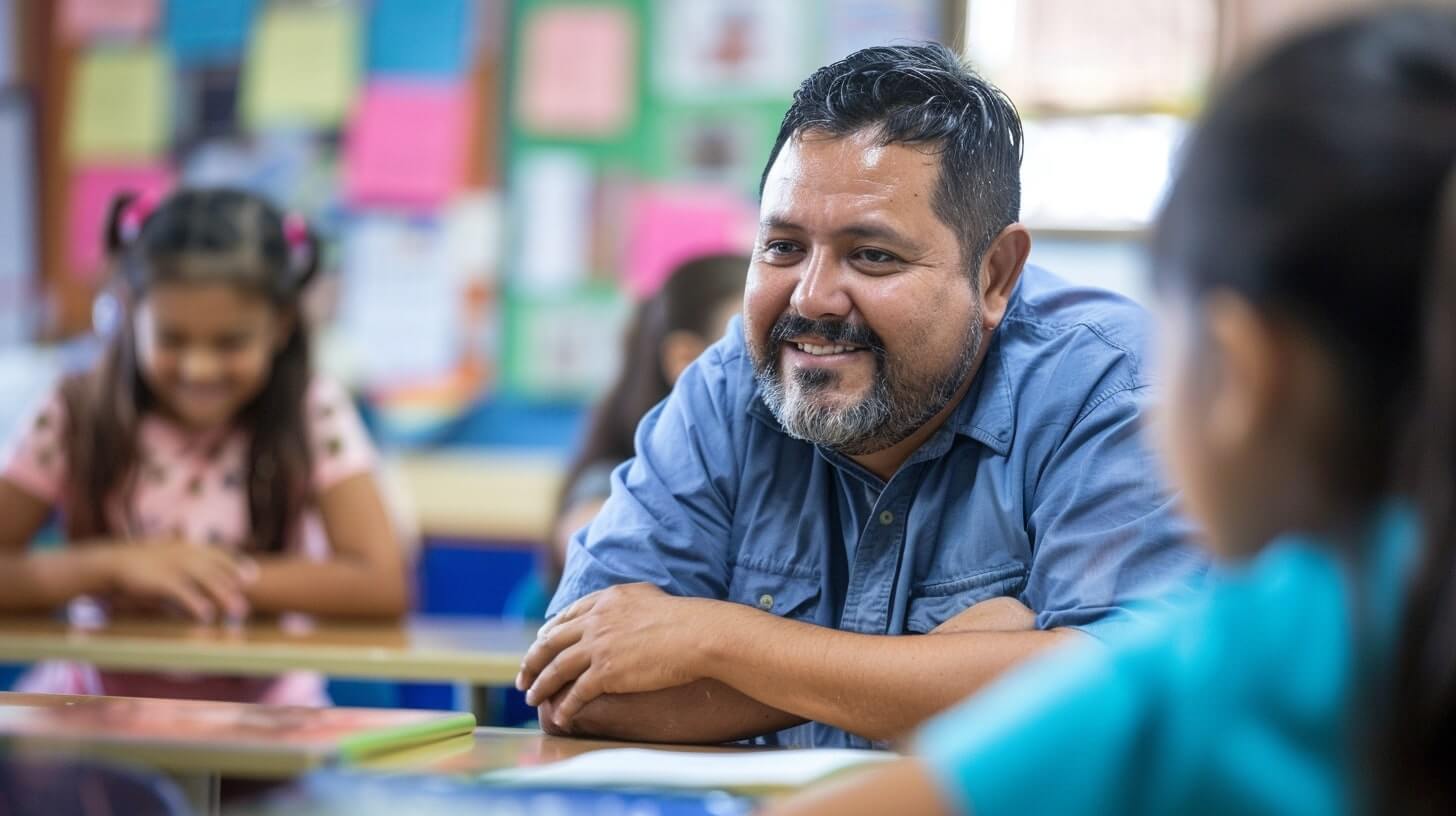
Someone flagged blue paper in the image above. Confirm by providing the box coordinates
[367,0,472,77]
[166,0,256,66]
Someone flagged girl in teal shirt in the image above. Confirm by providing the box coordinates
[766,8,1456,816]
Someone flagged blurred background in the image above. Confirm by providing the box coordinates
[0,0,1388,704]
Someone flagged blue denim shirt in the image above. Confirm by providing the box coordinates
[550,266,1206,748]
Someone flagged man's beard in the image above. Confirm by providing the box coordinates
[750,308,983,456]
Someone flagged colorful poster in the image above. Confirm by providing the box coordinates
[444,191,503,285]
[66,164,175,278]
[165,0,256,66]
[340,217,463,386]
[516,5,636,138]
[66,47,172,161]
[826,0,941,61]
[623,185,757,299]
[652,0,809,100]
[343,82,469,211]
[367,0,472,78]
[242,3,360,129]
[62,0,159,42]
[513,150,594,293]
[505,289,628,398]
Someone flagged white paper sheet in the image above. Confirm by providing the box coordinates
[480,748,896,791]
[513,150,592,293]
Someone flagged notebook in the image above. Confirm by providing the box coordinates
[0,692,475,777]
[479,747,898,794]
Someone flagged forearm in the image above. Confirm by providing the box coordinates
[541,679,805,744]
[0,548,113,612]
[246,556,408,618]
[702,603,1080,741]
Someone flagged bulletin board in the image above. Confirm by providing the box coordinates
[29,0,953,443]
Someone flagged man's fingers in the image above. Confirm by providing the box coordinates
[551,670,605,729]
[525,643,591,706]
[538,593,600,639]
[516,619,585,691]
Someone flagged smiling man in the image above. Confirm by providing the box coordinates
[517,44,1204,748]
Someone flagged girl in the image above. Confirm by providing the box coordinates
[766,7,1456,815]
[527,254,748,604]
[0,188,409,705]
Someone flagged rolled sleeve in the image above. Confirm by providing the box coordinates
[1023,386,1204,635]
[548,343,741,618]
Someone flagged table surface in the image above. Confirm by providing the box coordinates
[0,615,539,685]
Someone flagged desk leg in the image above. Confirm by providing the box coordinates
[170,772,220,816]
[454,682,500,724]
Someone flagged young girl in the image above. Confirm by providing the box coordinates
[516,254,748,606]
[0,188,409,705]
[766,8,1456,815]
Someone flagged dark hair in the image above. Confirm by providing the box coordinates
[550,254,749,572]
[760,43,1023,277]
[62,188,321,555]
[1151,9,1456,811]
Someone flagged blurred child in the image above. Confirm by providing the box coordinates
[0,188,409,705]
[766,8,1456,815]
[504,253,748,619]
[550,254,749,577]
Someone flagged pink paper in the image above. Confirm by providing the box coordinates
[62,0,160,41]
[516,6,636,138]
[624,186,757,299]
[343,81,468,211]
[67,164,174,280]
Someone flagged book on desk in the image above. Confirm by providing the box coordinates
[0,692,475,777]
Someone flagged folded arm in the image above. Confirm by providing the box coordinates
[523,587,1072,743]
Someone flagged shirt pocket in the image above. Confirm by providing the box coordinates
[727,559,822,621]
[906,562,1027,634]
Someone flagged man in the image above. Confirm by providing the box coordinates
[517,43,1204,748]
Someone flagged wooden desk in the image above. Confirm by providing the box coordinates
[0,615,538,714]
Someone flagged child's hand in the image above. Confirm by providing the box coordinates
[101,539,254,624]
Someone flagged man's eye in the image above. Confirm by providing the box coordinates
[765,241,801,255]
[858,249,897,264]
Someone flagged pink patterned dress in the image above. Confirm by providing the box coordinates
[0,378,378,706]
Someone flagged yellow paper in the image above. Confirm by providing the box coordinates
[66,46,171,160]
[242,3,359,129]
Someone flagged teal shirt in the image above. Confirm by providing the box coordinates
[918,505,1417,816]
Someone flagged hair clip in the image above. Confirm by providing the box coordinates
[282,212,312,272]
[118,192,159,244]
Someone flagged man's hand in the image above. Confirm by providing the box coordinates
[516,582,731,725]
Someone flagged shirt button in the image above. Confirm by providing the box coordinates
[878,510,894,526]
[758,594,774,610]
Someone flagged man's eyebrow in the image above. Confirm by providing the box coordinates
[759,216,917,247]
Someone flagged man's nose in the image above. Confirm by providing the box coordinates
[789,250,852,320]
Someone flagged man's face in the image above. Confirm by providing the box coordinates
[745,130,983,455]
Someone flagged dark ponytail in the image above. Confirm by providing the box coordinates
[65,188,322,554]
[1386,169,1456,814]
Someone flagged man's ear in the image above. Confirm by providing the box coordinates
[660,330,708,386]
[1200,292,1288,453]
[976,223,1031,331]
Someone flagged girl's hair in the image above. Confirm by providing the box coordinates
[62,188,321,554]
[1150,9,1456,811]
[552,254,749,562]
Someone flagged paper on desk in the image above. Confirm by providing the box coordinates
[481,748,896,792]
